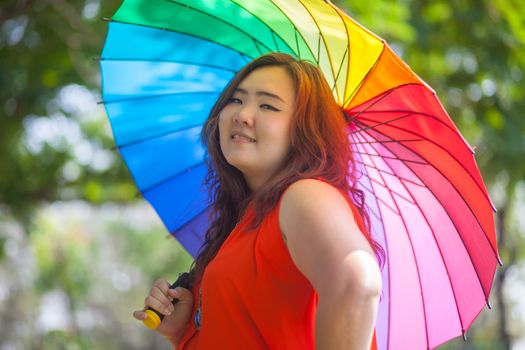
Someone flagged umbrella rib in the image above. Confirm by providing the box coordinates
[350,112,415,134]
[324,1,352,103]
[343,80,396,121]
[355,128,496,304]
[353,117,494,209]
[115,123,204,150]
[353,162,417,205]
[357,168,416,207]
[352,170,400,214]
[331,47,348,96]
[294,27,301,56]
[239,52,251,64]
[100,57,239,73]
[365,187,398,215]
[352,150,428,165]
[314,31,321,64]
[140,162,206,197]
[360,133,431,348]
[351,138,425,145]
[353,143,418,205]
[252,37,264,56]
[353,108,470,145]
[101,90,220,105]
[342,45,388,108]
[271,30,280,52]
[354,158,426,189]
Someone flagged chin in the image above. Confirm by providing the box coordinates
[224,156,250,173]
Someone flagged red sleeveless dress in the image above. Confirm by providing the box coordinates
[177,185,378,349]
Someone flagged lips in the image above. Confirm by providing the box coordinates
[231,131,256,143]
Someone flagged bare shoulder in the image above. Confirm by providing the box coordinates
[279,178,363,248]
[279,179,352,225]
[283,178,341,196]
[278,179,378,296]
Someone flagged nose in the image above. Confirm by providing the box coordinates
[233,103,255,127]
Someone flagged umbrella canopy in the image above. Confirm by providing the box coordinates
[100,0,500,349]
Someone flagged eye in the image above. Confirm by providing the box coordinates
[227,97,242,104]
[261,104,280,111]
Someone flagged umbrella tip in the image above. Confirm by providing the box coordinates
[102,17,111,22]
[462,331,467,342]
[497,256,504,266]
[93,57,102,61]
[487,300,492,309]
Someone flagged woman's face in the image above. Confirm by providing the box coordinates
[218,66,296,191]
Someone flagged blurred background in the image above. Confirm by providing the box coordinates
[1,0,524,349]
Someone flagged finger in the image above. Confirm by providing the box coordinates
[133,310,147,321]
[145,295,174,316]
[168,287,193,301]
[152,278,171,293]
[151,284,176,305]
[144,282,176,316]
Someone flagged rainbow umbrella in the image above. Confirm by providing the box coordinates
[100,0,500,349]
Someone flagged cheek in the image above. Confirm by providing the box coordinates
[272,121,293,147]
[218,114,228,139]
[262,123,292,158]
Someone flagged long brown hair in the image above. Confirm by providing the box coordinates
[189,53,384,287]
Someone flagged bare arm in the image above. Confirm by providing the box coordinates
[279,179,382,350]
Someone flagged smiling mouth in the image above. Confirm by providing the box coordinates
[231,134,256,142]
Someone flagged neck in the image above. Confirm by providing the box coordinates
[243,171,272,192]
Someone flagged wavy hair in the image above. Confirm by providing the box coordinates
[188,53,384,287]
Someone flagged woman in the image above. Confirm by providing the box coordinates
[133,53,384,349]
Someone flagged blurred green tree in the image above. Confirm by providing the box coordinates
[1,0,134,226]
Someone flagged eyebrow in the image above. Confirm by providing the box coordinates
[234,88,287,104]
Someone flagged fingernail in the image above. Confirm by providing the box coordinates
[165,307,172,315]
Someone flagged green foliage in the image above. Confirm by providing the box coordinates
[0,0,132,221]
[40,330,94,350]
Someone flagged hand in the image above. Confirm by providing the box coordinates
[133,278,194,343]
